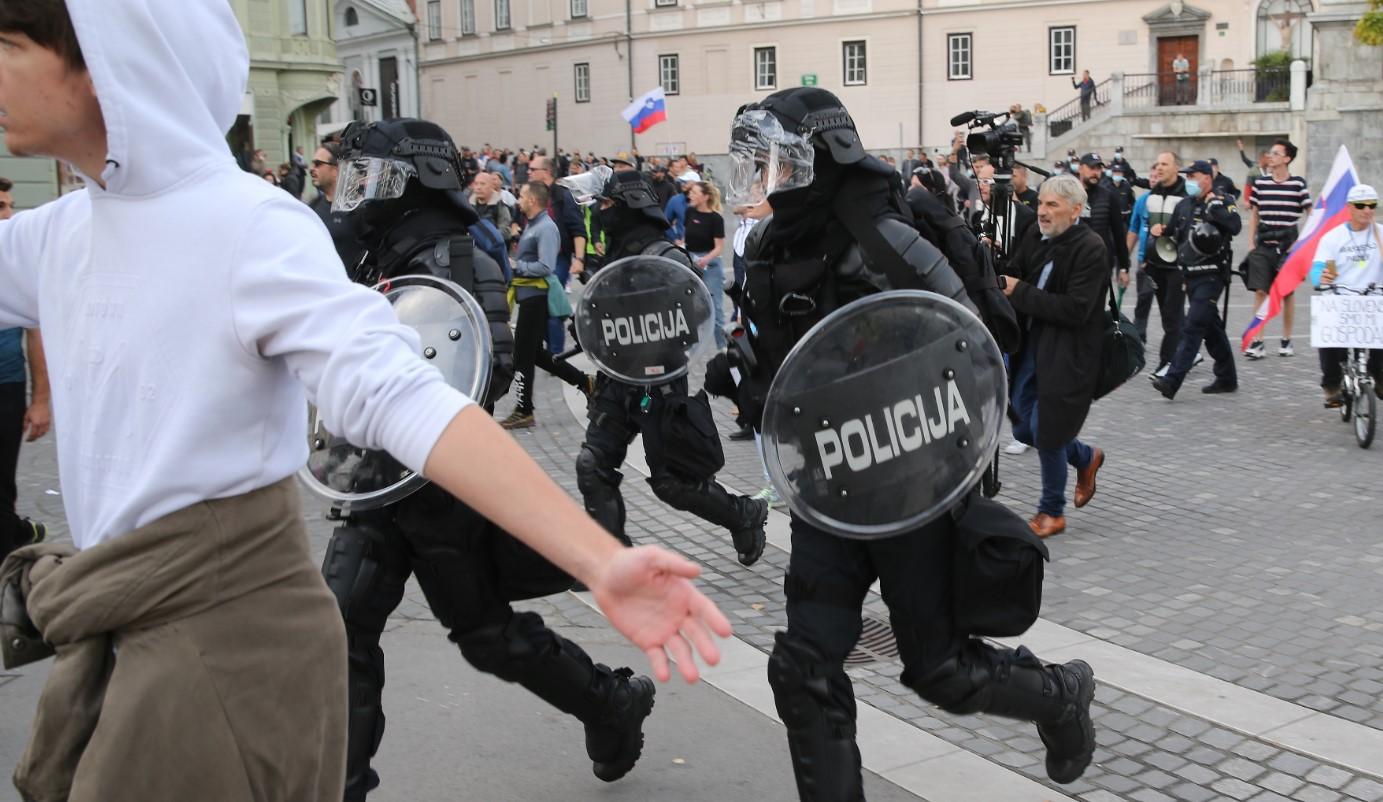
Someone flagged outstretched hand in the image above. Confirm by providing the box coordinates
[590,546,732,683]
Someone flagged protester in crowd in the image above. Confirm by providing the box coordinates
[472,171,514,245]
[278,161,302,198]
[308,139,364,269]
[1010,102,1034,151]
[0,179,49,563]
[1002,175,1108,538]
[685,181,728,349]
[649,162,678,208]
[528,154,587,352]
[1072,69,1097,121]
[1244,138,1311,359]
[665,180,690,243]
[1310,184,1383,406]
[1013,164,1039,210]
[1144,151,1191,373]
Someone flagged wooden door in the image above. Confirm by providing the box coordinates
[1156,36,1199,105]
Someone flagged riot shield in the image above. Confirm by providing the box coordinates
[760,291,1007,539]
[573,254,715,385]
[298,275,493,511]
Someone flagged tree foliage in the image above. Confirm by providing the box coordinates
[1357,0,1383,45]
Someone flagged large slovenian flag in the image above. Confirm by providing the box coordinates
[622,87,667,134]
[1241,145,1361,351]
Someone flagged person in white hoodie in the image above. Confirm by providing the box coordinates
[0,0,729,797]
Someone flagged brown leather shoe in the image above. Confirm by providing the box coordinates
[1073,448,1104,509]
[1029,513,1067,538]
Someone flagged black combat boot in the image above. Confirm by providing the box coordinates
[730,496,769,566]
[649,476,768,566]
[978,647,1097,784]
[583,666,658,782]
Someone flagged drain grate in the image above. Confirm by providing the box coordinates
[845,614,901,666]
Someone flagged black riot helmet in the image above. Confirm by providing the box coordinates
[726,87,887,207]
[1185,220,1224,259]
[603,170,668,225]
[333,118,466,214]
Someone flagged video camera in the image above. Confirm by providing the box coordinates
[951,110,1024,168]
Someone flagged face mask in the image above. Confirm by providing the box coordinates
[1111,175,1124,184]
[965,169,975,179]
[1185,181,1201,198]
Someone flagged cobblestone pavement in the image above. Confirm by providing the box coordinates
[6,298,1383,800]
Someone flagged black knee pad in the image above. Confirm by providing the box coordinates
[767,632,856,737]
[576,444,622,497]
[321,521,400,634]
[908,641,997,715]
[455,611,559,683]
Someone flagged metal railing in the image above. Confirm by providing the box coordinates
[1045,78,1112,140]
[1122,68,1301,110]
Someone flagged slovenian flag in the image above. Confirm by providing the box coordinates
[622,87,667,134]
[1241,145,1360,351]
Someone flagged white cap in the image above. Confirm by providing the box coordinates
[1347,184,1378,203]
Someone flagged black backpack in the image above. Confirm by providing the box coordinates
[903,188,1022,353]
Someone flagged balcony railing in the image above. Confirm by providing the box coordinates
[1123,67,1304,110]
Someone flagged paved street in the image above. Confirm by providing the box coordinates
[3,292,1382,801]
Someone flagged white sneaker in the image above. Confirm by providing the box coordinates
[1004,439,1030,455]
[1244,341,1266,360]
[1279,339,1294,357]
[1153,362,1171,378]
[1190,352,1205,370]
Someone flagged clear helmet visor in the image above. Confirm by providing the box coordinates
[557,165,614,207]
[725,109,815,207]
[333,157,418,213]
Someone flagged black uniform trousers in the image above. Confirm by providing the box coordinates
[513,294,585,414]
[1164,274,1237,389]
[0,382,25,552]
[784,514,960,698]
[329,484,580,799]
[1146,264,1186,367]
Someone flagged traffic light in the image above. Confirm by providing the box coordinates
[545,98,556,132]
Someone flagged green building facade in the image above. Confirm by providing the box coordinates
[230,0,343,170]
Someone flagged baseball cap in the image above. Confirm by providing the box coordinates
[1181,159,1213,176]
[1208,157,1220,167]
[1079,152,1104,167]
[1347,184,1379,203]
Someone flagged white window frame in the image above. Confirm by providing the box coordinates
[571,0,588,17]
[427,0,443,39]
[654,0,678,7]
[842,40,867,86]
[495,0,512,30]
[460,0,477,34]
[659,54,681,95]
[753,46,777,91]
[574,62,591,103]
[947,32,972,80]
[1049,26,1075,75]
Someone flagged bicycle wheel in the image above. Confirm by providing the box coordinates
[1356,388,1376,449]
[1340,390,1353,422]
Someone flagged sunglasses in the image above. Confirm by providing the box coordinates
[1351,201,1377,209]
[311,159,336,168]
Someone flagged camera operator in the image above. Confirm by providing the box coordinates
[1076,153,1130,280]
[1149,161,1242,400]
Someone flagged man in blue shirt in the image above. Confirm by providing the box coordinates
[664,183,689,243]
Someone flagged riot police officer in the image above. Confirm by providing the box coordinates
[321,119,656,801]
[1151,160,1243,399]
[570,169,769,565]
[728,88,1097,800]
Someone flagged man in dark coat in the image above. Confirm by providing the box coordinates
[1002,174,1108,538]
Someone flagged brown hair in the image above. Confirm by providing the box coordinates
[692,181,722,213]
[522,180,549,208]
[0,0,85,71]
[0,177,13,193]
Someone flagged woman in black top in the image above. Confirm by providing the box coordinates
[685,182,727,348]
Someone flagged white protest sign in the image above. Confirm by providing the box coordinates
[1311,294,1383,349]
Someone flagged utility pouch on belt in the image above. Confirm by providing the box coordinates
[952,494,1049,637]
[658,390,726,480]
[1,575,53,669]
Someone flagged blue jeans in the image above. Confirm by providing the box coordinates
[692,253,727,349]
[546,253,572,354]
[1009,345,1094,518]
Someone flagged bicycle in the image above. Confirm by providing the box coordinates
[1322,284,1382,449]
